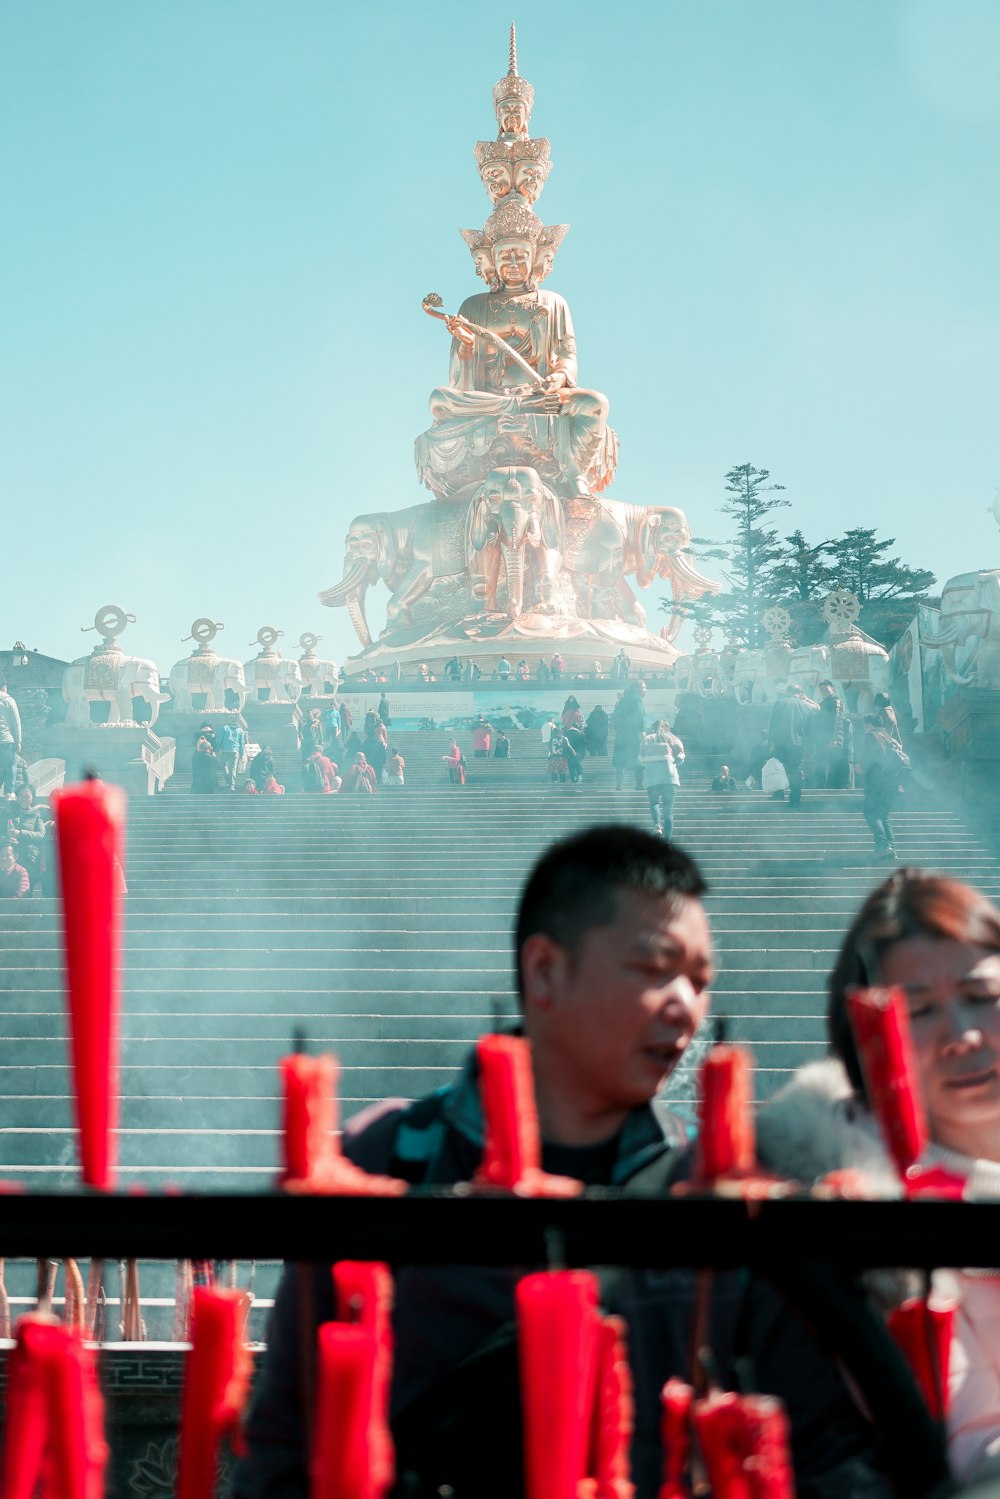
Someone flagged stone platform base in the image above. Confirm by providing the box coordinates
[43,726,175,797]
[241,699,303,753]
[345,623,679,682]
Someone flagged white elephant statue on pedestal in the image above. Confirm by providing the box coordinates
[783,643,830,695]
[919,570,1000,689]
[244,627,302,704]
[168,619,247,712]
[297,634,340,698]
[828,634,890,711]
[731,649,772,705]
[63,606,170,728]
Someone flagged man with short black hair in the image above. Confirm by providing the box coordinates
[237,826,920,1499]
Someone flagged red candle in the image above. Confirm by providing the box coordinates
[473,1034,582,1199]
[903,1164,967,1200]
[693,1393,794,1499]
[737,1396,795,1499]
[658,1379,694,1499]
[312,1323,390,1499]
[332,1262,395,1496]
[177,1287,252,1499]
[693,1393,751,1499]
[0,1321,48,1499]
[280,1054,407,1196]
[475,1034,541,1187]
[588,1315,635,1499]
[517,1270,601,1499]
[696,1046,756,1185]
[0,1316,108,1499]
[846,986,929,1176]
[51,778,127,1190]
[888,1295,956,1421]
[281,1054,337,1183]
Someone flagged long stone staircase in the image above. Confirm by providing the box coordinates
[2,726,999,1335]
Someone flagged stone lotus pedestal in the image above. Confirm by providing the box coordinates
[43,724,175,797]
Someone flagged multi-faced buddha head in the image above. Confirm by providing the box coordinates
[492,238,535,291]
[481,198,543,293]
[511,140,551,205]
[459,228,498,289]
[474,141,513,205]
[534,224,568,285]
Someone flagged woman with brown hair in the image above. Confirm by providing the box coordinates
[760,868,1000,1486]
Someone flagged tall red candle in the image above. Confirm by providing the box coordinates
[888,1295,956,1421]
[177,1287,252,1499]
[588,1315,635,1499]
[473,1034,582,1198]
[517,1270,601,1499]
[51,778,127,1190]
[333,1262,395,1496]
[0,1320,48,1499]
[312,1323,388,1499]
[696,1045,756,1184]
[280,1055,407,1196]
[0,1316,108,1499]
[658,1379,694,1499]
[846,986,929,1176]
[475,1034,541,1187]
[693,1393,751,1499]
[737,1396,795,1499]
[281,1053,337,1183]
[693,1393,794,1499]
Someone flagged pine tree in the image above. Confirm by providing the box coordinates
[671,464,790,648]
[826,527,936,646]
[768,529,836,645]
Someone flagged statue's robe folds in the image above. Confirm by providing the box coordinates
[414,288,618,498]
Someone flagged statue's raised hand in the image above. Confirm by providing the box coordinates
[445,314,476,350]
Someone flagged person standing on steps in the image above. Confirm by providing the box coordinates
[378,692,392,728]
[640,719,684,837]
[816,680,850,789]
[872,691,902,746]
[860,715,908,861]
[191,735,220,793]
[767,684,818,808]
[0,681,22,800]
[217,717,248,791]
[612,682,646,791]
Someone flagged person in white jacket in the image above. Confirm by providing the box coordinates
[759,869,1000,1489]
[639,719,684,838]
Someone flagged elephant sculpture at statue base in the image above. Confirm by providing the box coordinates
[919,570,1000,690]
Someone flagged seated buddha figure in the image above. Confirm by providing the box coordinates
[414,199,618,501]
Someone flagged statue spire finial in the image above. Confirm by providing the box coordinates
[492,25,533,136]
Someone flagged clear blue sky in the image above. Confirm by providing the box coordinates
[2,0,998,673]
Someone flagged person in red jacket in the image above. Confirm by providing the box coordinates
[342,752,377,793]
[0,842,29,898]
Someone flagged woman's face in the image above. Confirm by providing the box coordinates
[880,936,1000,1158]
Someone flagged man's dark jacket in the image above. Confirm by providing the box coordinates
[234,1049,947,1499]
